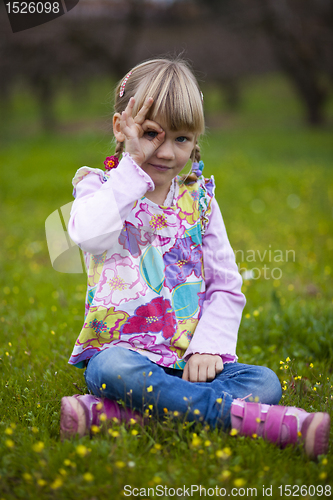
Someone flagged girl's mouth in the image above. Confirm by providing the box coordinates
[149,163,171,172]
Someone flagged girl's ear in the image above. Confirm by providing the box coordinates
[113,113,126,142]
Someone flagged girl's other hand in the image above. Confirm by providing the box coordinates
[117,97,165,166]
[182,354,224,383]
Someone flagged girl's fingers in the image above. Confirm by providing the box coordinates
[134,97,154,124]
[141,120,163,134]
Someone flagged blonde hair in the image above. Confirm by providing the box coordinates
[113,57,204,183]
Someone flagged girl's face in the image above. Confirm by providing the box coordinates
[138,119,196,192]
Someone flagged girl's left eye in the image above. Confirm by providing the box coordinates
[145,131,158,140]
[176,136,188,143]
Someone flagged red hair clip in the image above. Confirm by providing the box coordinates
[119,71,132,97]
[104,156,119,170]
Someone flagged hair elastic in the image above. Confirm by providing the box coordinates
[104,156,119,170]
[119,71,132,97]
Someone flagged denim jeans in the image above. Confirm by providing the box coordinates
[84,347,282,429]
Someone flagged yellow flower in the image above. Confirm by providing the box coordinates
[234,478,246,488]
[50,478,63,490]
[194,409,200,415]
[131,429,139,436]
[319,472,327,480]
[154,443,162,450]
[63,459,72,466]
[76,444,89,457]
[252,433,258,439]
[163,408,168,413]
[32,441,45,453]
[253,310,259,317]
[129,418,137,425]
[96,402,103,411]
[230,428,238,436]
[83,472,94,482]
[173,411,179,417]
[147,385,153,392]
[109,430,119,437]
[5,428,13,435]
[37,479,47,487]
[216,447,232,459]
[99,413,107,422]
[102,383,106,389]
[192,435,201,447]
[148,371,153,377]
[204,440,211,447]
[23,473,33,482]
[59,468,67,476]
[91,425,100,434]
[310,363,314,368]
[148,404,153,410]
[286,357,290,362]
[220,470,231,480]
[321,458,328,466]
[313,387,317,391]
[216,398,222,404]
[31,427,39,434]
[115,461,125,468]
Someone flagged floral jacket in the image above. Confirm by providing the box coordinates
[68,154,245,369]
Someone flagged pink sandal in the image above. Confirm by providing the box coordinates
[60,394,141,440]
[231,400,330,460]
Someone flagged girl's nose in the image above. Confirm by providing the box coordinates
[156,140,175,160]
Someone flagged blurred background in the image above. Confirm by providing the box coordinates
[1,0,333,131]
[0,0,332,366]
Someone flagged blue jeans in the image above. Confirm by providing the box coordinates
[84,347,282,429]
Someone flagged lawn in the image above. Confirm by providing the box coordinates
[0,74,333,499]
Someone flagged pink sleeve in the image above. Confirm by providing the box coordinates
[184,198,246,362]
[68,153,154,255]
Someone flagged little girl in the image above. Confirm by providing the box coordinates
[60,58,330,459]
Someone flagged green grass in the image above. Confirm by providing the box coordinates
[0,74,333,499]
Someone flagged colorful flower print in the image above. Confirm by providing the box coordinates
[88,252,107,287]
[95,254,147,307]
[171,318,198,350]
[114,334,179,367]
[122,297,176,339]
[190,189,200,202]
[204,177,215,198]
[134,202,185,239]
[149,214,168,230]
[76,305,128,349]
[118,222,152,258]
[197,290,205,319]
[176,185,200,226]
[163,238,202,291]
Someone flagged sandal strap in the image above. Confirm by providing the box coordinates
[264,405,288,444]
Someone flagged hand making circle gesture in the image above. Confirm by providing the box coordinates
[114,97,165,166]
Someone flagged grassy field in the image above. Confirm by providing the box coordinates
[0,74,333,499]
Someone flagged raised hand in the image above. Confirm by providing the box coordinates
[115,97,165,166]
[182,353,224,383]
